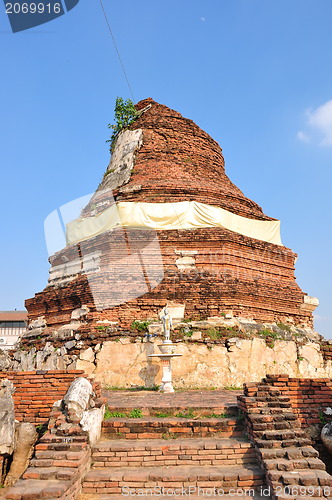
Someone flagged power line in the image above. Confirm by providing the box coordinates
[99,0,136,102]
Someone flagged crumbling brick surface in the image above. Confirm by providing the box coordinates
[1,373,104,499]
[25,99,314,331]
[25,227,312,330]
[238,377,332,499]
[253,375,332,430]
[115,98,274,220]
[0,371,101,424]
[4,417,92,500]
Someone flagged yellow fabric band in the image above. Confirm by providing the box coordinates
[66,201,282,246]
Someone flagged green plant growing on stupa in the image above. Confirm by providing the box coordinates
[205,328,221,339]
[107,97,140,151]
[131,320,151,332]
[276,322,291,332]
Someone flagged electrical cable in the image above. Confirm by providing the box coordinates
[99,0,136,102]
[98,2,185,230]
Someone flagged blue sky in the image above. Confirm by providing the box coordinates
[1,0,332,337]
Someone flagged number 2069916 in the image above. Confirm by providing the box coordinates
[6,3,62,14]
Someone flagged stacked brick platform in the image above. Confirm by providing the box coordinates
[80,394,266,497]
[101,415,243,441]
[25,98,316,332]
[247,375,332,431]
[91,438,256,468]
[238,377,332,499]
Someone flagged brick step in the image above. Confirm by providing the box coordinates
[259,380,290,390]
[254,429,306,440]
[268,469,332,493]
[264,457,326,472]
[4,478,70,499]
[256,408,292,415]
[257,390,283,397]
[246,383,281,391]
[101,389,240,414]
[105,405,239,417]
[244,405,292,414]
[256,438,312,449]
[37,433,88,444]
[23,466,77,481]
[91,437,256,467]
[255,397,290,403]
[247,402,292,410]
[260,446,319,460]
[30,449,86,468]
[264,403,292,409]
[238,403,292,413]
[35,440,88,453]
[102,417,243,439]
[250,413,297,423]
[242,389,290,399]
[81,464,265,495]
[251,421,301,432]
[29,456,86,469]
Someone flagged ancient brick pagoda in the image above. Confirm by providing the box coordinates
[25,98,318,330]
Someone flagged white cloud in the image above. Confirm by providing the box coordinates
[307,100,332,145]
[297,130,310,143]
[298,99,332,146]
[200,17,206,22]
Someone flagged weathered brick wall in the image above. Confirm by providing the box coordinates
[238,378,332,497]
[99,98,273,221]
[0,370,99,424]
[253,375,332,428]
[26,226,312,330]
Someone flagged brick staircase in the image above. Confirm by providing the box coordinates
[79,392,268,499]
[5,432,91,500]
[238,376,332,499]
[8,382,331,500]
[3,376,103,500]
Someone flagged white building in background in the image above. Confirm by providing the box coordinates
[0,311,27,349]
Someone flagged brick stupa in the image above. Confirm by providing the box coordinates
[26,98,318,330]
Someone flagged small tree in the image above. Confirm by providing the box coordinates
[107,97,139,151]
